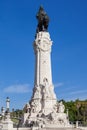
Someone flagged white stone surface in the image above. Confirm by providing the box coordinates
[34,32,53,87]
[0,112,13,130]
[23,31,70,128]
[2,120,13,130]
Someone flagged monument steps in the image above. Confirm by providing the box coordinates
[39,128,81,130]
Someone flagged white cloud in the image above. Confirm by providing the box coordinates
[56,85,87,101]
[3,84,31,93]
[69,89,87,95]
[54,82,64,88]
[62,89,87,101]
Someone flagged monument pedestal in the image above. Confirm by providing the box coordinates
[2,113,13,130]
[2,120,13,130]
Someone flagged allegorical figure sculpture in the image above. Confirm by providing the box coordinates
[36,6,49,32]
[58,101,65,113]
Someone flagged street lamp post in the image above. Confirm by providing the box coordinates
[5,97,11,121]
[2,97,13,130]
[6,97,10,113]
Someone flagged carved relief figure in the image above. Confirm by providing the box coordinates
[43,78,50,98]
[26,103,31,113]
[58,101,65,113]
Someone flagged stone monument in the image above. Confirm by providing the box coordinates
[23,6,70,128]
[1,97,13,130]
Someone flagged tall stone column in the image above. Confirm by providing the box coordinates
[31,31,57,115]
[34,32,53,87]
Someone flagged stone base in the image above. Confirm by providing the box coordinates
[23,111,71,129]
[40,128,81,130]
[2,120,13,130]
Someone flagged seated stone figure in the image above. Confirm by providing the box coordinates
[58,101,65,113]
[24,103,31,113]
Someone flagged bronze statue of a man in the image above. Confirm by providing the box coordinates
[36,6,49,32]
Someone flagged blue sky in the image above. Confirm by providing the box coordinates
[0,0,87,111]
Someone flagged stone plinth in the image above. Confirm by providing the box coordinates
[2,120,13,130]
[2,113,13,130]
